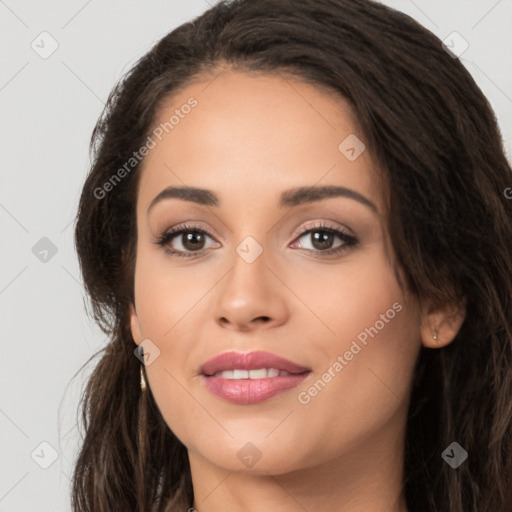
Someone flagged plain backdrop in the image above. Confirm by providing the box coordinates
[1,1,511,510]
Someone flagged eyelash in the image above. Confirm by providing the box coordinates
[153,221,358,259]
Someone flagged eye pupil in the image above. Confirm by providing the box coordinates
[312,231,333,250]
[183,232,204,250]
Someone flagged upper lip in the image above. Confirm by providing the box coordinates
[200,350,311,376]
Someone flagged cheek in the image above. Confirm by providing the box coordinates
[282,242,415,351]
[288,249,421,452]
[133,262,206,443]
[296,299,420,460]
[133,244,212,341]
[132,246,218,433]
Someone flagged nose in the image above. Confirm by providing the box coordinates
[214,249,289,332]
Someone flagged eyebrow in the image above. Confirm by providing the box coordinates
[147,185,378,214]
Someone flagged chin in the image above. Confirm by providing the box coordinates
[185,429,316,476]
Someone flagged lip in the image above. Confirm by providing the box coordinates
[200,350,311,376]
[200,350,311,405]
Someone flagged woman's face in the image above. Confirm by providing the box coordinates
[130,70,423,475]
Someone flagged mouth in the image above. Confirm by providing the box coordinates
[200,350,312,405]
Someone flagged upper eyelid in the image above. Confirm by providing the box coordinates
[164,220,351,236]
[154,222,358,260]
[159,221,354,246]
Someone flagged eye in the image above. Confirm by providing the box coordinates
[153,221,358,258]
[291,222,358,257]
[153,222,219,258]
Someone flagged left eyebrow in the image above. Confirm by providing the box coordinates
[279,185,378,213]
[147,184,378,215]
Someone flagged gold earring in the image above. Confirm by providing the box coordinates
[140,366,147,392]
[433,330,439,341]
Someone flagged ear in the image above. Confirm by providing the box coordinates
[420,298,466,348]
[129,303,142,346]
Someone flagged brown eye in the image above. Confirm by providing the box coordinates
[304,230,337,251]
[292,223,358,257]
[179,231,207,251]
[154,222,357,259]
[154,224,218,258]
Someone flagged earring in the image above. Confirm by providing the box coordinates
[140,366,147,392]
[433,330,439,341]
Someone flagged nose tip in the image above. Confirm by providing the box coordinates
[220,315,271,328]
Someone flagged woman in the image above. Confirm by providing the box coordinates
[72,0,512,510]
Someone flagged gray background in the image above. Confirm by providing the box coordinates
[1,1,511,510]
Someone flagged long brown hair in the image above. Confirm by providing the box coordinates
[71,0,512,510]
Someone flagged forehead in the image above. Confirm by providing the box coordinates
[137,70,382,213]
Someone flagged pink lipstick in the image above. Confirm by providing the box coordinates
[200,351,311,405]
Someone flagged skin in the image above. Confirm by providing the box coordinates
[129,69,465,512]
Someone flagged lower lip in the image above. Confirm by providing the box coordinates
[202,373,310,404]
